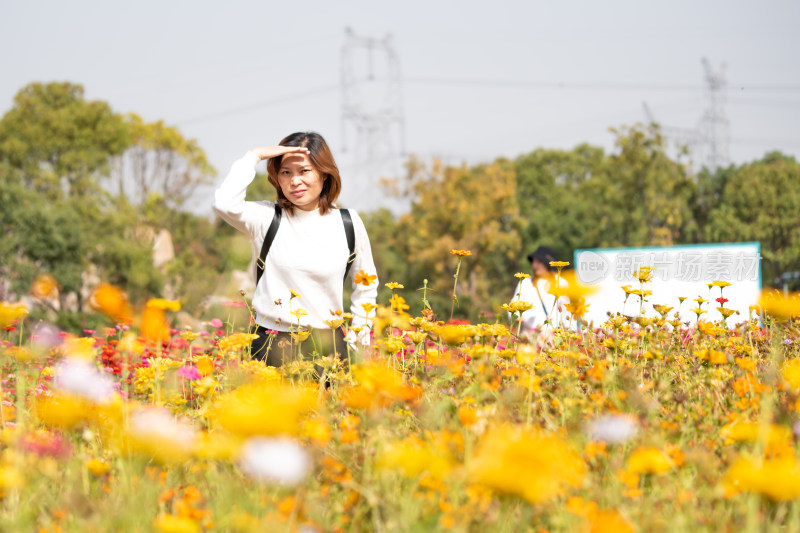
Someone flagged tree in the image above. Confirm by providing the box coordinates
[395,157,523,317]
[706,152,800,285]
[0,82,129,200]
[109,113,215,211]
[578,124,696,248]
[514,143,606,267]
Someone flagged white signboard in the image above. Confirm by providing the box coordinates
[573,243,762,326]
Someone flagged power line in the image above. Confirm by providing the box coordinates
[174,85,339,126]
[170,77,800,126]
[403,77,800,93]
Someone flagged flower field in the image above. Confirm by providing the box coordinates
[2,264,800,532]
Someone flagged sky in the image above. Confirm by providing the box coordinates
[2,0,799,215]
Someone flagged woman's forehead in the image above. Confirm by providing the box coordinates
[281,153,311,167]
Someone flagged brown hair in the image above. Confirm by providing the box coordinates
[266,132,341,215]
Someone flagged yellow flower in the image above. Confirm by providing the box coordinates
[724,454,800,501]
[625,446,673,475]
[549,261,570,268]
[382,335,406,354]
[194,355,215,376]
[354,270,377,286]
[781,358,800,392]
[376,435,454,480]
[361,302,379,315]
[712,280,732,288]
[449,249,472,257]
[405,330,428,344]
[86,458,111,477]
[652,304,674,315]
[217,333,259,355]
[146,298,181,312]
[514,272,531,280]
[759,289,800,320]
[467,425,585,504]
[153,514,201,533]
[290,308,308,319]
[0,466,25,492]
[632,266,654,283]
[0,302,28,327]
[433,324,476,346]
[36,392,91,429]
[290,330,311,342]
[209,383,317,437]
[180,330,201,342]
[385,282,404,290]
[720,420,791,446]
[324,318,345,329]
[61,336,97,361]
[502,301,534,314]
[289,289,301,299]
[621,285,634,295]
[118,332,144,355]
[341,362,421,410]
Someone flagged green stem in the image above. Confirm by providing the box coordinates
[450,258,463,321]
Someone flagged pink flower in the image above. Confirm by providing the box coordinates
[209,318,223,329]
[178,365,201,380]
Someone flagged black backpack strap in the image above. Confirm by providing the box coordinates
[255,204,282,286]
[340,209,356,282]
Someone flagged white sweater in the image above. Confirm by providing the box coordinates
[510,276,570,331]
[213,152,378,338]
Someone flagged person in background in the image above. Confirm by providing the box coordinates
[213,132,378,367]
[509,245,571,338]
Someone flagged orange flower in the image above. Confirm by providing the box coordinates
[449,249,472,257]
[90,283,133,324]
[390,294,410,313]
[31,274,59,300]
[141,306,170,344]
[354,270,377,286]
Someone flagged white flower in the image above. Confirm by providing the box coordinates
[585,414,638,444]
[54,358,117,403]
[238,437,310,486]
[129,407,197,451]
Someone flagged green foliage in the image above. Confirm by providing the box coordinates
[245,171,277,203]
[0,82,129,200]
[0,81,221,316]
[706,152,800,284]
[109,113,216,210]
[383,157,523,319]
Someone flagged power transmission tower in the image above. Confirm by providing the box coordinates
[642,101,701,159]
[339,28,407,213]
[698,58,730,172]
[642,58,730,173]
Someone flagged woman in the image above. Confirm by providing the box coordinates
[510,245,570,335]
[213,132,378,366]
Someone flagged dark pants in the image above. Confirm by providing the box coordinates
[250,325,348,368]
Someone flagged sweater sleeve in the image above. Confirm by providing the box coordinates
[213,151,264,236]
[346,210,379,342]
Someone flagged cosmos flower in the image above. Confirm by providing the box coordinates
[238,437,310,486]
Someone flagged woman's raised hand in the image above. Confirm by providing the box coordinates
[249,145,310,161]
